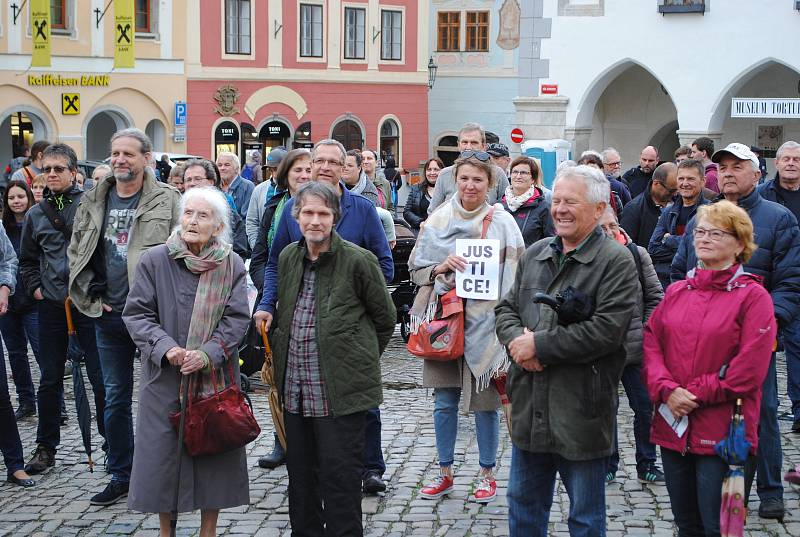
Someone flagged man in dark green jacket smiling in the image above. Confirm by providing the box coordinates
[269,181,395,536]
[495,165,638,537]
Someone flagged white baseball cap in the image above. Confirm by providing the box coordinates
[711,143,759,168]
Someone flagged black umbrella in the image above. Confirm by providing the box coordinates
[64,298,94,472]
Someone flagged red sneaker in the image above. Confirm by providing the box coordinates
[473,475,497,503]
[419,474,454,499]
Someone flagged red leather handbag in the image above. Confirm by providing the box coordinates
[406,288,465,361]
[169,360,261,457]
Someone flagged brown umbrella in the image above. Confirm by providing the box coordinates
[492,374,512,436]
[259,322,286,450]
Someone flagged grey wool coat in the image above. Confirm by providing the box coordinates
[122,244,251,513]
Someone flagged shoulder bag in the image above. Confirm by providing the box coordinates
[406,207,494,361]
[168,355,261,457]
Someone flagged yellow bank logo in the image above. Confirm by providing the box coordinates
[62,93,80,115]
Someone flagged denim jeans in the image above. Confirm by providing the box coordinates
[0,307,40,408]
[782,317,800,421]
[661,447,729,537]
[608,364,656,473]
[508,447,606,537]
[362,407,385,477]
[433,387,499,469]
[0,344,25,476]
[36,299,105,450]
[755,354,783,501]
[94,311,136,484]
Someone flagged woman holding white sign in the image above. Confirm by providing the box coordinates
[408,151,525,504]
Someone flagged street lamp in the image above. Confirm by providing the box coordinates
[427,57,438,90]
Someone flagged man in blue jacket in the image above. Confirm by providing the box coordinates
[647,159,709,289]
[758,140,800,437]
[254,138,393,493]
[671,143,800,522]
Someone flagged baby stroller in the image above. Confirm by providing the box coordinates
[390,219,417,341]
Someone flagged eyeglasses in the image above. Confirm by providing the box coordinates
[605,161,621,167]
[692,227,735,241]
[312,158,343,168]
[655,181,678,195]
[42,165,69,174]
[459,150,491,162]
[510,169,532,176]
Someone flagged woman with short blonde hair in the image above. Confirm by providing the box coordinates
[644,199,773,536]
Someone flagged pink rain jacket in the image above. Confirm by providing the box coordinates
[643,264,776,455]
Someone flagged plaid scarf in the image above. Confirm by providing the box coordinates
[408,194,526,391]
[166,230,234,397]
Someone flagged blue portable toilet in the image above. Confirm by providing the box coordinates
[521,139,572,189]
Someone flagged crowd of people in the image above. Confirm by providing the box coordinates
[0,122,799,537]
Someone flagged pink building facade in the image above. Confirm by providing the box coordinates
[187,0,430,171]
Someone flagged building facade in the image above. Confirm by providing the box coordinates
[187,0,430,172]
[0,0,188,164]
[428,0,523,165]
[513,0,800,172]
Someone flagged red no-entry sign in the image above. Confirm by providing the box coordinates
[510,128,524,144]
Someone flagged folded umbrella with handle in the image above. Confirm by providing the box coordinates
[715,398,750,537]
[64,297,94,473]
[260,322,287,450]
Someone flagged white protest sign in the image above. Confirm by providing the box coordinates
[455,239,500,300]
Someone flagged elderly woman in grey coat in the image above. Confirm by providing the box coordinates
[408,152,525,504]
[598,206,665,484]
[122,186,250,537]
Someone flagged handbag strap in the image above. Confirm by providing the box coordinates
[480,207,495,239]
[186,341,237,406]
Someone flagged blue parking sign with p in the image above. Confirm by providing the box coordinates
[175,102,187,126]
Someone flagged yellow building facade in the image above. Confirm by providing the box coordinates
[0,0,188,164]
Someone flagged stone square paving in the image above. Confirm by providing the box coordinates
[1,330,798,536]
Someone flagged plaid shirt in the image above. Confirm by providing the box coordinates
[284,260,330,417]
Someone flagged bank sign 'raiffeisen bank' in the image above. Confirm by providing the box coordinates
[731,98,800,119]
[27,74,111,87]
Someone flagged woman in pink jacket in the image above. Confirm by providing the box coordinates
[643,200,775,536]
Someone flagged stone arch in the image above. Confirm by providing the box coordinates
[146,119,167,152]
[708,57,800,132]
[573,58,674,129]
[572,60,678,164]
[377,114,402,166]
[0,86,58,164]
[83,107,133,160]
[244,86,309,121]
[330,114,367,151]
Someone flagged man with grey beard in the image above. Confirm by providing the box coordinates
[68,128,180,506]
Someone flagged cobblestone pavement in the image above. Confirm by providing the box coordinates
[1,330,798,536]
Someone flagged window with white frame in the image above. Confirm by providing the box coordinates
[300,3,324,58]
[344,7,366,60]
[380,10,402,61]
[225,0,251,54]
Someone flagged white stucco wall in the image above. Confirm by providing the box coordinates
[541,0,800,137]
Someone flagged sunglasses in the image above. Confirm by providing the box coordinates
[42,165,70,174]
[459,150,491,162]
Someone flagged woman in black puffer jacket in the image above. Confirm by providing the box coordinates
[500,156,554,247]
[404,157,442,233]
